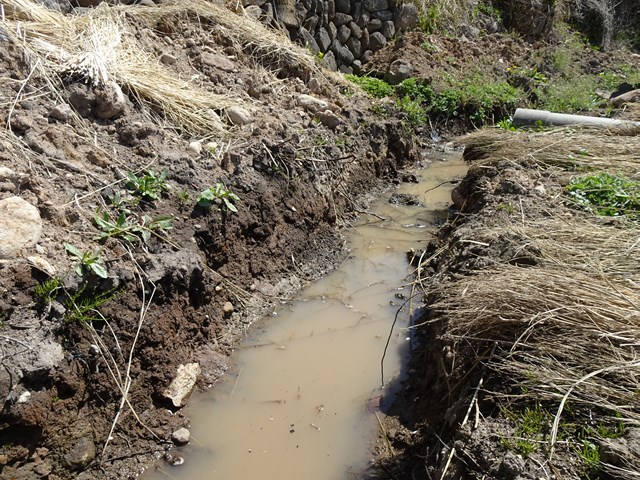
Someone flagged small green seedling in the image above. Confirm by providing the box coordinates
[35,277,62,303]
[64,243,108,279]
[94,211,172,244]
[198,183,240,213]
[125,169,170,201]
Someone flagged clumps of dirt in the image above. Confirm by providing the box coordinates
[0,2,422,479]
[374,128,640,480]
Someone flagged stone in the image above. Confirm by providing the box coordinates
[17,391,31,404]
[223,301,234,314]
[172,427,191,445]
[349,21,362,39]
[338,65,353,74]
[361,28,370,50]
[244,5,262,21]
[363,0,388,12]
[611,88,640,107]
[367,18,382,32]
[64,436,96,470]
[200,52,236,72]
[338,24,351,44]
[321,50,338,71]
[373,9,393,21]
[335,0,350,14]
[389,193,421,206]
[385,59,413,85]
[381,20,395,40]
[318,111,341,129]
[307,77,322,93]
[331,39,355,64]
[298,94,329,113]
[327,22,337,41]
[333,12,352,26]
[162,363,201,408]
[188,141,202,156]
[356,10,369,28]
[299,27,320,52]
[352,59,362,74]
[95,81,127,120]
[49,103,74,122]
[393,3,419,32]
[327,0,335,19]
[303,15,319,33]
[226,105,253,127]
[346,37,362,59]
[368,31,386,51]
[160,52,177,65]
[0,196,42,259]
[315,27,331,52]
[275,0,299,27]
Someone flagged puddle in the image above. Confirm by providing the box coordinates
[145,153,466,480]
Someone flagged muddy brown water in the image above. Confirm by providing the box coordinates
[145,153,466,480]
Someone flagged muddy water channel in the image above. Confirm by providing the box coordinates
[148,154,466,480]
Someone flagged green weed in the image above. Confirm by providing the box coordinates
[94,210,173,244]
[565,172,640,216]
[64,243,108,279]
[198,183,240,213]
[344,74,394,98]
[500,403,551,457]
[65,284,123,324]
[397,96,427,126]
[125,169,170,201]
[35,277,62,303]
[539,75,601,112]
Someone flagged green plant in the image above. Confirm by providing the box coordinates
[397,96,427,126]
[64,243,108,279]
[177,189,190,203]
[420,40,439,53]
[500,403,551,457]
[576,438,601,472]
[125,169,170,201]
[197,183,240,212]
[65,284,123,324]
[565,172,640,216]
[94,210,173,244]
[539,75,601,112]
[35,277,62,303]
[496,202,515,213]
[344,74,394,98]
[497,117,517,131]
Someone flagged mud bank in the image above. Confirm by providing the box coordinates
[375,128,640,480]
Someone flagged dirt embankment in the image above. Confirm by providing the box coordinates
[374,128,640,479]
[0,2,420,478]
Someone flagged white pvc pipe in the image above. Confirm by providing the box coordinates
[513,108,640,130]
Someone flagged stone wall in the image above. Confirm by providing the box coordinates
[243,0,418,74]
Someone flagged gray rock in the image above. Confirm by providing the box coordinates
[361,28,370,49]
[172,427,191,445]
[612,88,640,107]
[363,0,388,12]
[318,110,342,129]
[367,18,382,32]
[352,59,362,74]
[369,31,386,51]
[95,81,127,120]
[333,12,352,26]
[303,15,319,32]
[327,0,335,19]
[0,196,42,259]
[349,21,362,39]
[299,27,320,52]
[244,5,262,21]
[49,103,74,123]
[223,301,234,314]
[227,106,252,126]
[361,49,372,63]
[162,363,201,408]
[64,436,96,470]
[188,141,202,156]
[394,3,419,31]
[373,9,392,21]
[327,22,337,41]
[200,52,236,72]
[307,77,322,93]
[331,39,355,64]
[381,20,395,39]
[338,64,353,74]
[160,52,177,65]
[338,24,351,44]
[356,10,369,28]
[297,94,330,113]
[335,0,350,14]
[275,0,299,27]
[315,27,331,52]
[346,37,362,59]
[385,59,413,85]
[321,50,338,71]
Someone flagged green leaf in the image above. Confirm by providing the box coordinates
[90,262,108,279]
[64,242,83,259]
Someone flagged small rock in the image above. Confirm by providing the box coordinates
[0,196,42,259]
[533,184,546,196]
[315,27,331,52]
[385,59,413,85]
[172,427,191,445]
[298,94,329,114]
[34,462,53,476]
[160,52,177,65]
[226,106,252,126]
[307,77,322,93]
[363,0,388,12]
[331,39,354,64]
[162,363,201,408]
[200,52,236,72]
[389,193,421,206]
[338,24,351,44]
[349,22,362,39]
[374,10,393,21]
[17,391,31,404]
[318,111,341,129]
[64,436,96,470]
[394,3,418,31]
[299,27,319,52]
[335,0,350,14]
[95,81,127,120]
[333,12,352,26]
[369,31,387,51]
[164,452,185,466]
[244,5,262,21]
[49,103,74,122]
[188,141,202,156]
[367,18,382,32]
[381,20,395,39]
[611,88,640,107]
[223,301,234,314]
[322,50,338,71]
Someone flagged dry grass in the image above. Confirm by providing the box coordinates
[463,127,640,178]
